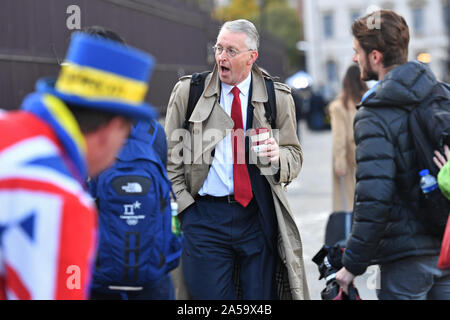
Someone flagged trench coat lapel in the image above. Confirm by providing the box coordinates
[188,64,280,182]
[189,66,234,165]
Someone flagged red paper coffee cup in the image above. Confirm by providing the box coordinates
[249,128,270,153]
[249,128,270,145]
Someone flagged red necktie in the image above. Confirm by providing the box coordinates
[231,86,253,207]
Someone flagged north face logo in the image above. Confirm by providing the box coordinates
[121,182,143,193]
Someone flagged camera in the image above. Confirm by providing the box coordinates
[312,245,361,300]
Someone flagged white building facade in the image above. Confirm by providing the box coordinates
[302,0,450,99]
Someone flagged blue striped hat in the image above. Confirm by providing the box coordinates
[36,32,157,120]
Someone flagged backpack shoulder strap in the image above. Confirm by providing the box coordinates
[184,72,277,129]
[147,120,158,147]
[263,77,277,129]
[183,71,211,130]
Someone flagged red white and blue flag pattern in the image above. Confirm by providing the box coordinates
[0,97,97,300]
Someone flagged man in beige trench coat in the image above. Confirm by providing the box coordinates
[165,19,309,300]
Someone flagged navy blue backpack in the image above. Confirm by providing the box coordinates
[89,120,182,292]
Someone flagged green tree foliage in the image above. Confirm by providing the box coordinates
[252,1,302,73]
[213,0,259,21]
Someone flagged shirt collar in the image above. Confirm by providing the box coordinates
[222,72,252,97]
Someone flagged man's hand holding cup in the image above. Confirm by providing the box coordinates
[249,128,280,165]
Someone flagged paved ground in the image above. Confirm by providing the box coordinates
[286,122,378,300]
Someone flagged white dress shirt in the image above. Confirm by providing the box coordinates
[198,72,252,196]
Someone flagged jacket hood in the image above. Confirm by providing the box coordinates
[362,61,438,109]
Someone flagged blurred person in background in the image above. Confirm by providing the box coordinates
[434,145,450,200]
[82,26,180,301]
[329,64,368,212]
[434,145,450,271]
[301,86,329,131]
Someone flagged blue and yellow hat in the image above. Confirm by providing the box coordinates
[36,32,157,120]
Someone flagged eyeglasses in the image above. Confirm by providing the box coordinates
[213,45,254,58]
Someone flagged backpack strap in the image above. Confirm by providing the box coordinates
[147,120,157,147]
[183,71,211,130]
[184,72,277,129]
[263,77,277,129]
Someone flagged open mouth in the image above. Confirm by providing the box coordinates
[220,66,230,73]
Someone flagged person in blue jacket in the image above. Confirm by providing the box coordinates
[84,26,179,300]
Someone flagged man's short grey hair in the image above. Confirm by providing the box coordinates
[219,19,259,50]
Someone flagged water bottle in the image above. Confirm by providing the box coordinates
[171,202,181,237]
[418,169,448,237]
[419,169,438,194]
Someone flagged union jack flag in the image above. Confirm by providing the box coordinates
[0,111,97,300]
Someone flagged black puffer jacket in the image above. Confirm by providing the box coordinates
[342,61,443,276]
